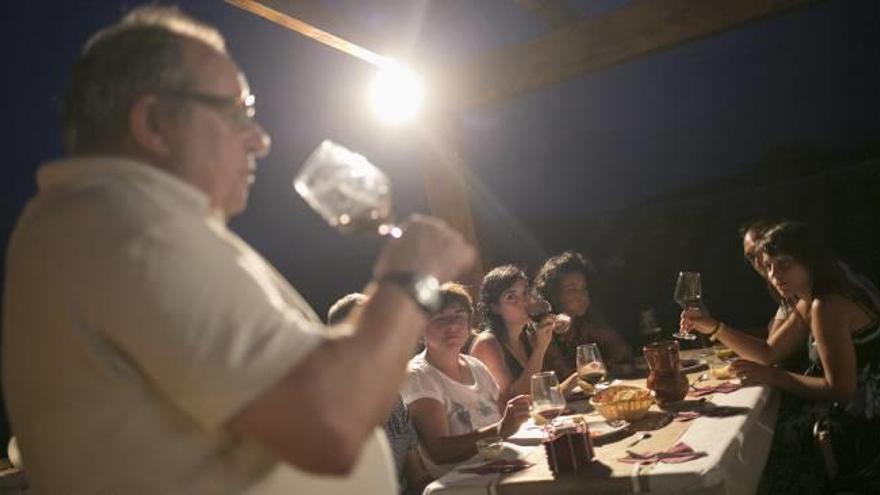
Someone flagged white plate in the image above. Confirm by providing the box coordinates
[586,418,629,440]
[507,416,628,446]
[680,358,707,374]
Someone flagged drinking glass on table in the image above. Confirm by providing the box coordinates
[639,308,663,342]
[293,139,403,238]
[673,271,701,340]
[576,343,609,388]
[530,371,566,426]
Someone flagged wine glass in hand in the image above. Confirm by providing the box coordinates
[672,271,701,340]
[526,293,570,335]
[294,140,402,238]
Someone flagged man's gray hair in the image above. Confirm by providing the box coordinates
[61,5,226,154]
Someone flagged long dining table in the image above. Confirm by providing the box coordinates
[424,349,780,495]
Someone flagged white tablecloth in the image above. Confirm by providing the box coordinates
[638,384,779,494]
[425,384,780,495]
[424,443,536,495]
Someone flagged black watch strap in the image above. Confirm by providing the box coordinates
[378,272,442,315]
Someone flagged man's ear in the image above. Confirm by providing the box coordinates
[129,94,173,157]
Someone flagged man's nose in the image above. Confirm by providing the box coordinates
[247,122,271,158]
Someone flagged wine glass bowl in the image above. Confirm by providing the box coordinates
[526,294,552,322]
[531,371,566,426]
[294,140,402,237]
[527,293,570,335]
[672,271,701,340]
[576,343,608,387]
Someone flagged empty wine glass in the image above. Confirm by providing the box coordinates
[576,343,608,388]
[639,308,663,340]
[530,371,566,427]
[673,271,701,340]
[293,140,402,238]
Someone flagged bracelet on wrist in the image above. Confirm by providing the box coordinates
[709,321,722,341]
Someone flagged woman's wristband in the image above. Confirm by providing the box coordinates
[708,320,722,340]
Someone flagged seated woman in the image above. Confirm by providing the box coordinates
[680,222,880,492]
[534,251,632,377]
[469,265,575,403]
[402,283,531,477]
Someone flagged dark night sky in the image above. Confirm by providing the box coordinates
[1,0,879,315]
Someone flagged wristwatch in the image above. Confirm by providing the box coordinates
[378,272,442,315]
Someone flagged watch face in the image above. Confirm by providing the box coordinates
[415,275,441,311]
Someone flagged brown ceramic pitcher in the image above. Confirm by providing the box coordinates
[643,340,689,404]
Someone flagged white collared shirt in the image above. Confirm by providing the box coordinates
[3,156,395,494]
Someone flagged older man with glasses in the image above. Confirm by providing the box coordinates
[3,5,474,494]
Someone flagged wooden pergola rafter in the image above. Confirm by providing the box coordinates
[225,0,828,283]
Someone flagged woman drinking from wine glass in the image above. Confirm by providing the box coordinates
[402,283,531,477]
[470,265,576,403]
[533,252,632,378]
[680,222,880,492]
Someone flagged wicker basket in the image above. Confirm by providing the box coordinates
[589,385,654,422]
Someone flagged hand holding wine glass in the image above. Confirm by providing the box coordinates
[295,140,475,283]
[672,271,701,340]
[498,394,532,438]
[679,307,721,336]
[527,293,571,335]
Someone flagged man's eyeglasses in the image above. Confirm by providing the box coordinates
[158,89,257,130]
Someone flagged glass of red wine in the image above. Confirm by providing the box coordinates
[530,371,566,428]
[576,343,608,388]
[294,140,403,238]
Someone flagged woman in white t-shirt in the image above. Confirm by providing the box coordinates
[401,283,531,476]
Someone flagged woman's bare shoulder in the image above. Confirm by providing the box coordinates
[811,293,872,326]
[471,332,502,351]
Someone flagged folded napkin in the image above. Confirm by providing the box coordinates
[674,403,750,421]
[459,458,534,475]
[674,411,702,422]
[689,381,741,397]
[618,442,707,465]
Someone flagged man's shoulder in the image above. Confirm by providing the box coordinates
[32,157,208,229]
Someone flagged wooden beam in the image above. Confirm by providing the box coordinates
[225,0,391,67]
[418,116,485,292]
[513,0,582,30]
[446,0,826,109]
[226,0,488,282]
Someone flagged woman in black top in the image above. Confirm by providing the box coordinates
[470,265,575,403]
[681,222,880,492]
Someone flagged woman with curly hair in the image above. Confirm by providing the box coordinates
[681,222,880,492]
[533,251,632,377]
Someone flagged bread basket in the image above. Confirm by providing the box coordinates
[589,385,654,422]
